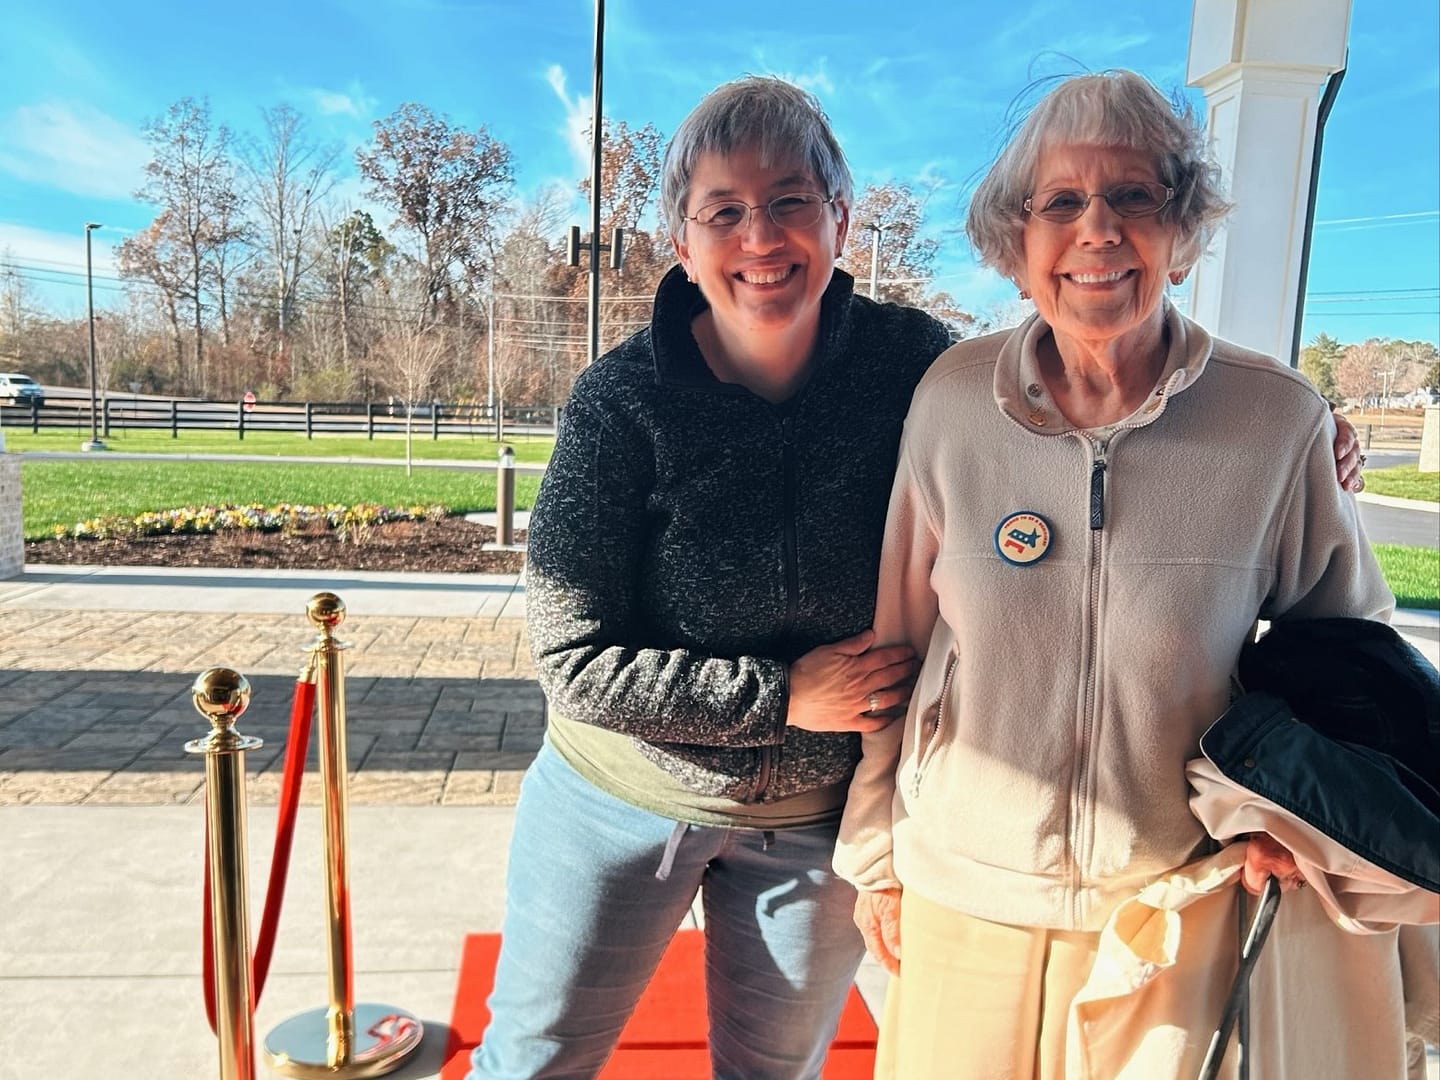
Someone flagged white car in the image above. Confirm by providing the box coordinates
[0,373,45,407]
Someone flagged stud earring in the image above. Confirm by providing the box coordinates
[1168,270,1187,286]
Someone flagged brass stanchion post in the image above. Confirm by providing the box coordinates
[187,668,260,1080]
[265,593,423,1078]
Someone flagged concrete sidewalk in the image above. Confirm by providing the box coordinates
[1,564,1436,1079]
[0,564,555,1079]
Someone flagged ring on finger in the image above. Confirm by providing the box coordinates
[868,692,880,713]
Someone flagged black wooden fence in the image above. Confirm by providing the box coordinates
[0,394,561,441]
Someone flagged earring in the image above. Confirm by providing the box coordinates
[1018,288,1031,301]
[1168,270,1187,286]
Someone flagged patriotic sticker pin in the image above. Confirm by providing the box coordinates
[994,511,1053,566]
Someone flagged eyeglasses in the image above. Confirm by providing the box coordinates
[1023,182,1174,223]
[683,192,835,237]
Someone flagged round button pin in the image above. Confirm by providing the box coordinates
[994,511,1053,566]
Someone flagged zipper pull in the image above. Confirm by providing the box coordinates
[1089,441,1108,530]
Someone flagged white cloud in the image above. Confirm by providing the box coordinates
[0,102,149,201]
[0,221,119,278]
[0,221,124,317]
[307,82,379,119]
[545,64,593,175]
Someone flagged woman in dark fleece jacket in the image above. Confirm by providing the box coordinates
[467,75,943,1080]
[466,76,1364,1080]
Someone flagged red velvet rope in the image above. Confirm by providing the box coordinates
[203,674,317,1034]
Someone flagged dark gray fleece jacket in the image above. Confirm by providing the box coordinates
[525,265,951,804]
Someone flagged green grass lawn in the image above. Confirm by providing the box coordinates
[2,427,555,464]
[21,453,1438,613]
[22,459,541,538]
[1363,464,1440,503]
[1373,544,1440,611]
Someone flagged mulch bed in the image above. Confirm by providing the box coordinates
[24,517,527,574]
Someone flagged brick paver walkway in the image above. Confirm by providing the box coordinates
[0,608,542,806]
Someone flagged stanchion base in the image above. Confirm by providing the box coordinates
[264,1003,423,1078]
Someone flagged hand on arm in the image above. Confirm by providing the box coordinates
[786,630,918,734]
[1331,407,1365,493]
[854,888,903,975]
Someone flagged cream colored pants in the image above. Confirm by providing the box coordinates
[875,883,1422,1080]
[875,890,1098,1080]
[874,888,1238,1080]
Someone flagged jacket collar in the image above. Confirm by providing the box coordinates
[648,263,858,392]
[993,299,1215,434]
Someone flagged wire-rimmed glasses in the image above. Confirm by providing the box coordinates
[1023,182,1174,223]
[683,192,836,237]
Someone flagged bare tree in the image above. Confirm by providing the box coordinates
[376,266,450,473]
[357,103,514,325]
[132,97,244,394]
[0,249,32,341]
[116,216,192,388]
[314,208,393,387]
[1336,339,1390,404]
[239,104,340,377]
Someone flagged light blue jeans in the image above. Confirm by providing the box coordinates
[467,742,865,1080]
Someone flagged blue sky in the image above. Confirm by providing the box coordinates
[1,0,1436,347]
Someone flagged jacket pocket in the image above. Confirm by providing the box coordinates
[912,650,959,797]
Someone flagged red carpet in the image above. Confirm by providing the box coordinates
[441,929,878,1079]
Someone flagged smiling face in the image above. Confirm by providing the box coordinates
[672,145,848,346]
[1018,144,1179,357]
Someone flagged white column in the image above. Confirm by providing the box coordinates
[0,454,23,579]
[1186,0,1352,363]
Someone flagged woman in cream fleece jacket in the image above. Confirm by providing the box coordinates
[833,70,1397,1078]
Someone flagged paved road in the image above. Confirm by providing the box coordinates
[1360,499,1439,547]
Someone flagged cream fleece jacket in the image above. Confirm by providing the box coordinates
[833,305,1393,932]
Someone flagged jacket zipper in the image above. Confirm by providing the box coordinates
[911,651,959,797]
[1071,434,1109,922]
[755,413,801,801]
[1089,438,1108,529]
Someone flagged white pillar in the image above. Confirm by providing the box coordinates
[0,454,22,579]
[1186,0,1351,363]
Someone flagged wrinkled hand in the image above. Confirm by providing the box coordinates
[1331,408,1365,493]
[854,887,903,975]
[786,630,918,734]
[1243,833,1308,895]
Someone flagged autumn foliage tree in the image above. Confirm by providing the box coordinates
[357,103,514,326]
[840,180,974,336]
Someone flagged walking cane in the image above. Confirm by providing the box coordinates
[1197,875,1283,1080]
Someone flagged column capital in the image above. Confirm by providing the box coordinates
[1188,0,1350,87]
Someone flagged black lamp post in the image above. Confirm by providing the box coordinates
[82,222,106,451]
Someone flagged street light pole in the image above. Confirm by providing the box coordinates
[1374,366,1396,430]
[864,222,889,300]
[82,222,106,452]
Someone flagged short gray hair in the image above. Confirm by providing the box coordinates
[661,76,853,238]
[966,69,1231,280]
